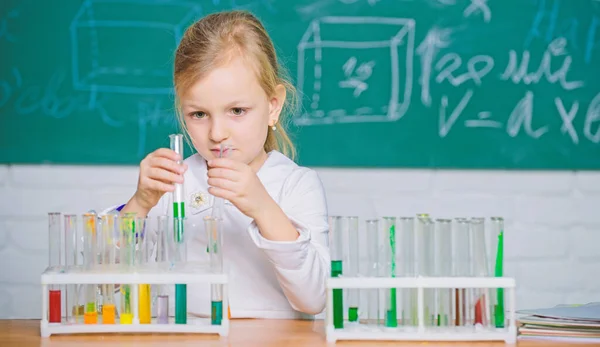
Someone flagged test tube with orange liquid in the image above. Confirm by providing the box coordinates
[100,212,118,324]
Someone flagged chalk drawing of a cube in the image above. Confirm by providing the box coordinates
[295,17,414,126]
[70,0,202,94]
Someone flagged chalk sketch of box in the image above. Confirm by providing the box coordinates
[295,17,414,126]
[70,0,202,95]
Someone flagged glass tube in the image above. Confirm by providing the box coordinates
[382,217,397,327]
[173,216,187,324]
[417,216,434,325]
[433,219,452,327]
[136,217,151,324]
[397,217,416,326]
[120,213,135,324]
[490,216,505,328]
[329,216,344,329]
[452,218,471,327]
[205,216,224,325]
[366,219,380,326]
[156,215,169,324]
[343,216,359,323]
[64,214,80,323]
[48,212,62,323]
[170,134,187,325]
[470,217,490,327]
[100,212,117,324]
[82,212,98,324]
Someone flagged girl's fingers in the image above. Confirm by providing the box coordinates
[207,158,244,171]
[207,177,236,192]
[150,156,187,174]
[153,148,182,162]
[142,177,175,192]
[207,167,240,181]
[147,167,184,184]
[207,186,235,201]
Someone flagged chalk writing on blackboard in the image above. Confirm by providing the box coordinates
[0,7,19,43]
[463,0,491,23]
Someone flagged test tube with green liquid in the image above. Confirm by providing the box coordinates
[433,219,452,327]
[343,216,359,323]
[83,212,98,324]
[120,213,136,324]
[170,133,187,324]
[366,219,380,326]
[490,217,505,328]
[205,216,224,325]
[100,212,118,324]
[329,216,344,329]
[382,217,397,327]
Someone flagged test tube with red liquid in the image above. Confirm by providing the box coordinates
[48,212,62,323]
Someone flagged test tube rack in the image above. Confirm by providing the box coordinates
[40,261,229,337]
[325,276,517,344]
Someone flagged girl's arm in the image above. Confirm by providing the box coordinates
[247,168,330,315]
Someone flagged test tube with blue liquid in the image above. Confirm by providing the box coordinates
[170,133,187,324]
[205,216,224,325]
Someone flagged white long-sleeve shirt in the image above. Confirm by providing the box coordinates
[108,150,330,319]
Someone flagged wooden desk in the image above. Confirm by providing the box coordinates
[0,319,586,347]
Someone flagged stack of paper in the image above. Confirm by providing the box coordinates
[517,303,600,343]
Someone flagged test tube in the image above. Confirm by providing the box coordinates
[82,212,98,324]
[397,217,416,326]
[343,216,360,323]
[100,212,117,324]
[382,217,397,327]
[470,217,490,327]
[365,219,380,326]
[452,218,471,327]
[433,219,452,327]
[329,216,344,329]
[416,216,434,325]
[155,215,170,324]
[136,217,151,324]
[205,216,224,325]
[170,134,187,325]
[120,213,136,324]
[48,212,62,323]
[64,214,81,323]
[490,216,505,328]
[211,143,231,220]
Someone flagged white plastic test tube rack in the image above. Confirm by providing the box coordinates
[325,276,516,344]
[40,262,229,337]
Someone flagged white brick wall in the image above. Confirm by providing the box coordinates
[0,165,599,318]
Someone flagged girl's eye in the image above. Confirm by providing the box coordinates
[231,108,246,116]
[190,111,206,119]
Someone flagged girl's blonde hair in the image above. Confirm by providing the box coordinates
[173,10,297,160]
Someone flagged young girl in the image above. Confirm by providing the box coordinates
[114,10,330,319]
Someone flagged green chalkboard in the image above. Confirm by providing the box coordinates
[1,0,599,169]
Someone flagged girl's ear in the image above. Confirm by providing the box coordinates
[268,84,287,127]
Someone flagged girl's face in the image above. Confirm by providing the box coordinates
[180,55,285,172]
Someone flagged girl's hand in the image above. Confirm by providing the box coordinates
[207,158,272,219]
[134,148,187,210]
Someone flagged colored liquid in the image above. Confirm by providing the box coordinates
[211,300,222,325]
[157,295,169,324]
[331,260,343,329]
[49,290,61,323]
[175,284,187,324]
[386,224,397,327]
[102,304,115,324]
[120,313,133,324]
[84,302,97,324]
[139,284,151,324]
[348,307,358,322]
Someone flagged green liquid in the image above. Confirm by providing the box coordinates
[495,230,505,328]
[211,301,223,325]
[173,202,185,242]
[175,284,187,324]
[386,224,397,327]
[348,307,358,322]
[86,302,95,313]
[331,260,343,329]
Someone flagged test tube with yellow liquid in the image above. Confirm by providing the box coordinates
[64,214,82,323]
[83,212,98,324]
[100,212,118,324]
[136,216,151,324]
[120,213,136,324]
